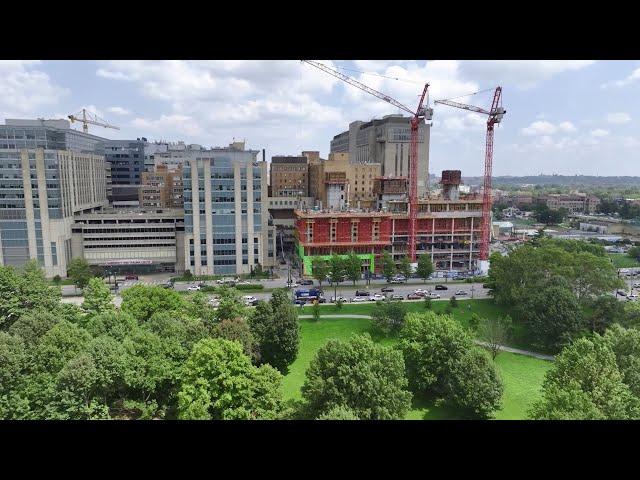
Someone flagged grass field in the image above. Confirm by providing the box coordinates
[608,253,640,268]
[283,314,552,420]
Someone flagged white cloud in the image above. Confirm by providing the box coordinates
[521,120,577,136]
[606,112,631,124]
[0,60,69,117]
[460,60,595,89]
[107,106,131,116]
[591,129,609,137]
[601,67,640,89]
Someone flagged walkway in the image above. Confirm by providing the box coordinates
[298,314,555,361]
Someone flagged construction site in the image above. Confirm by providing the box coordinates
[292,61,506,277]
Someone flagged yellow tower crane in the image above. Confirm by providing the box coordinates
[68,108,120,133]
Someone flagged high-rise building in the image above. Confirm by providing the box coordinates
[99,139,145,204]
[0,119,108,276]
[183,142,276,275]
[330,114,430,197]
[270,155,309,197]
[139,164,183,209]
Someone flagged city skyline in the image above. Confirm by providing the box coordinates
[1,60,639,176]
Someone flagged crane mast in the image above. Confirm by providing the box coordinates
[301,60,431,261]
[434,87,505,269]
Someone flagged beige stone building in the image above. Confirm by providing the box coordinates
[269,155,309,197]
[139,164,183,209]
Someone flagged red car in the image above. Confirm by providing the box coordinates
[125,274,139,280]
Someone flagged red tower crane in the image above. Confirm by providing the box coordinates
[434,88,506,271]
[301,60,432,261]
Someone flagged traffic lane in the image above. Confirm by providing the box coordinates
[312,282,491,301]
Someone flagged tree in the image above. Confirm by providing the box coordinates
[416,254,434,283]
[214,286,247,323]
[587,295,625,334]
[328,254,345,304]
[371,300,408,335]
[449,296,458,308]
[0,332,27,398]
[344,251,362,286]
[312,301,321,322]
[214,317,260,363]
[120,285,186,323]
[448,347,503,418]
[82,278,114,316]
[477,315,512,360]
[628,246,640,262]
[604,324,640,398]
[250,289,299,373]
[177,338,284,420]
[31,320,92,375]
[398,256,412,280]
[0,263,60,330]
[382,251,396,282]
[519,285,584,351]
[301,334,412,420]
[399,312,503,418]
[185,291,217,325]
[52,275,61,286]
[468,313,481,333]
[8,309,59,347]
[316,405,359,420]
[311,257,329,287]
[423,296,432,310]
[183,270,193,281]
[67,258,93,292]
[623,301,640,329]
[530,335,640,420]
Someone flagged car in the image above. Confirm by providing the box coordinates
[330,296,347,303]
[617,290,628,297]
[355,290,371,297]
[293,299,306,306]
[414,288,428,296]
[243,295,257,305]
[435,285,448,290]
[427,292,441,299]
[287,282,299,288]
[300,279,314,286]
[125,274,138,280]
[369,293,385,302]
[633,283,640,288]
[236,280,251,285]
[390,279,404,284]
[381,287,394,293]
[455,290,468,296]
[628,294,639,300]
[407,293,422,300]
[187,285,201,291]
[352,296,368,302]
[390,294,404,300]
[482,283,490,289]
[162,282,173,289]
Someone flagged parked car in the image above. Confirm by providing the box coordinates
[390,279,404,284]
[427,292,441,299]
[617,290,628,297]
[407,293,422,300]
[236,280,251,285]
[187,285,201,291]
[352,296,368,302]
[355,290,371,297]
[369,293,385,302]
[294,299,306,306]
[414,288,428,296]
[243,295,257,305]
[455,290,468,296]
[482,283,490,289]
[390,294,404,300]
[330,296,347,303]
[435,285,448,290]
[628,294,639,300]
[381,287,394,293]
[125,274,138,280]
[300,279,314,286]
[287,282,299,288]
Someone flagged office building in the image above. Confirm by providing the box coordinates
[183,141,276,276]
[0,119,108,277]
[270,155,309,197]
[330,114,430,197]
[99,139,145,203]
[139,164,184,209]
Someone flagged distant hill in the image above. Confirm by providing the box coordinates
[459,175,640,187]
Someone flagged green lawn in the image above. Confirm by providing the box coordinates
[608,253,640,268]
[283,314,552,420]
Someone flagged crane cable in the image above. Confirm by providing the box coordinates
[333,64,425,85]
[434,87,496,103]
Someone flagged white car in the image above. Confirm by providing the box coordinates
[628,294,638,300]
[369,293,385,302]
[427,292,441,299]
[351,296,368,303]
[243,295,257,305]
[237,280,251,285]
[287,282,298,288]
[331,296,347,303]
[414,289,428,296]
[454,290,468,296]
[187,285,201,291]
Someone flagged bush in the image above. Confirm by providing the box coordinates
[53,275,61,285]
[235,284,264,291]
[371,300,408,335]
[183,270,193,280]
[449,296,458,308]
[423,297,432,310]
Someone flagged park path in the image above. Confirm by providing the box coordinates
[298,314,555,361]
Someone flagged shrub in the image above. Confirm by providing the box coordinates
[235,284,264,291]
[449,296,458,308]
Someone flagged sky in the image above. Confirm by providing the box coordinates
[1,60,639,176]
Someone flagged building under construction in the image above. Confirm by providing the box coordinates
[295,170,485,275]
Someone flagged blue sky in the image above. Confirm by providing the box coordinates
[1,60,639,176]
